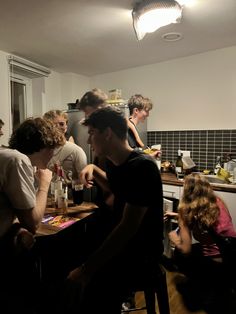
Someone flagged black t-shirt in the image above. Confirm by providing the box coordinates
[105,150,164,258]
[127,119,142,148]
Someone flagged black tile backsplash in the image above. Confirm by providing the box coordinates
[148,129,236,172]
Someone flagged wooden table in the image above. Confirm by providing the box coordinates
[34,201,98,283]
[36,201,98,236]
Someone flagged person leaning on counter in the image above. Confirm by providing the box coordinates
[0,117,65,313]
[62,106,164,314]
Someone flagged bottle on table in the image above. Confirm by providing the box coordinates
[71,179,84,205]
[66,170,84,205]
[50,163,59,207]
[175,149,184,179]
[54,166,68,215]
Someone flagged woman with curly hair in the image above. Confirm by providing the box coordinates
[169,173,236,313]
[169,173,236,259]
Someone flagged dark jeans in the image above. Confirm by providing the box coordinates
[0,224,39,314]
[51,255,162,314]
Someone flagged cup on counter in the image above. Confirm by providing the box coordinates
[151,144,161,170]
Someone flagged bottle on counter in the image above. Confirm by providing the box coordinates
[175,149,184,179]
[214,156,222,175]
[54,166,68,214]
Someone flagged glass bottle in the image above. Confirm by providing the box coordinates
[175,150,184,179]
[71,179,84,205]
[214,156,222,175]
[54,166,68,215]
[50,163,59,207]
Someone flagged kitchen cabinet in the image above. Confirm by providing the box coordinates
[163,184,182,200]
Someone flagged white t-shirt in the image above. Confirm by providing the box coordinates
[0,147,36,238]
[47,141,87,180]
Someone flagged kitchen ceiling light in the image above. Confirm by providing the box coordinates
[132,0,183,40]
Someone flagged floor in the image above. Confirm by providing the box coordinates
[133,270,207,314]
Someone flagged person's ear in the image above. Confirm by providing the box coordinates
[105,127,113,141]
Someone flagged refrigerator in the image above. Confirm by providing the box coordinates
[66,104,148,159]
[66,109,92,163]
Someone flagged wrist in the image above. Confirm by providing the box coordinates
[38,187,48,193]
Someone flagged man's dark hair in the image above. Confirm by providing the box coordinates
[83,106,128,140]
[9,117,65,154]
[79,88,108,111]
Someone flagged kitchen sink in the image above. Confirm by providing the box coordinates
[201,174,231,185]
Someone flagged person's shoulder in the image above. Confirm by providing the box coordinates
[0,147,29,165]
[128,150,157,169]
[129,149,153,162]
[64,141,85,151]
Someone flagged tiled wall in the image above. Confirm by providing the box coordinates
[148,129,236,172]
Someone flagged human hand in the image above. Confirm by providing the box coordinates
[64,265,90,312]
[80,164,94,188]
[150,149,162,159]
[14,228,35,252]
[169,228,181,247]
[164,211,178,221]
[35,168,52,188]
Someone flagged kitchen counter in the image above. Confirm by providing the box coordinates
[161,172,236,193]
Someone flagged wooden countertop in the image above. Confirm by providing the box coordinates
[161,172,236,193]
[36,201,98,236]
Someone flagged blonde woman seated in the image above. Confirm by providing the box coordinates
[169,173,236,311]
[169,173,236,260]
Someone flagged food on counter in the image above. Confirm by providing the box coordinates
[203,169,211,175]
[143,148,157,154]
[42,215,80,228]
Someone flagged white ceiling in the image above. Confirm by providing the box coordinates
[0,0,236,77]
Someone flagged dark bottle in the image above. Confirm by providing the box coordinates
[175,150,184,179]
[71,180,84,205]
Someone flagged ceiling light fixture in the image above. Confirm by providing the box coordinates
[132,0,183,40]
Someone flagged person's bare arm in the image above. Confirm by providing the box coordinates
[68,202,148,283]
[80,164,111,194]
[127,120,144,148]
[168,218,192,254]
[15,168,52,234]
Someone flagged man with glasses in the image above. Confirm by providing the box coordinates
[43,110,87,197]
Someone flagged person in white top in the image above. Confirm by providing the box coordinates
[0,117,65,313]
[43,110,87,183]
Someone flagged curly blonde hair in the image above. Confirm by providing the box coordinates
[9,117,65,154]
[178,174,220,230]
[43,110,68,122]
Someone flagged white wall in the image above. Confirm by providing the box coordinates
[91,46,236,131]
[0,50,11,145]
[0,51,90,144]
[1,46,236,145]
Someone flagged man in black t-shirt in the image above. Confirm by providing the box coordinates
[65,107,163,314]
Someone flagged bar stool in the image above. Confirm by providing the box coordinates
[121,261,170,314]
